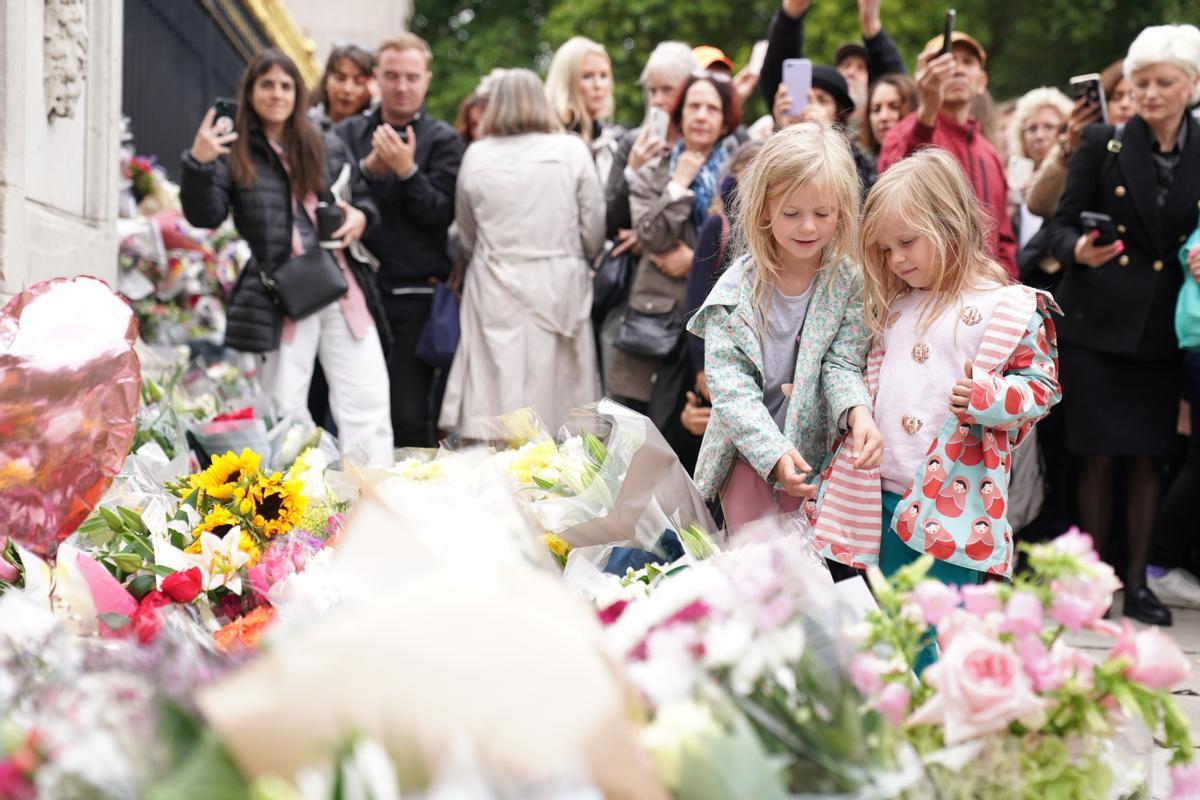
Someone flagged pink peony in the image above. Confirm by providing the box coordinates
[1000,591,1044,637]
[876,682,911,726]
[850,652,889,695]
[1169,761,1200,800]
[961,583,1002,617]
[910,580,961,627]
[1014,634,1062,691]
[1111,622,1192,691]
[908,629,1046,744]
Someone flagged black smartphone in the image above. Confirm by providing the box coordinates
[1080,211,1119,247]
[941,9,957,56]
[1069,73,1109,125]
[213,97,237,128]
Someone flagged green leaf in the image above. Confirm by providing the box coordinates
[98,612,130,631]
[110,553,145,573]
[145,730,252,800]
[121,531,156,561]
[127,573,157,601]
[99,506,126,532]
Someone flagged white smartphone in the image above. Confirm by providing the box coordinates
[1008,155,1035,189]
[747,40,768,78]
[782,58,812,115]
[1070,73,1109,125]
[646,106,669,141]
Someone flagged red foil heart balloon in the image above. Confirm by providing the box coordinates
[0,276,140,557]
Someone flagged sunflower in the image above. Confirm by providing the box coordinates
[186,506,240,553]
[244,472,308,538]
[238,528,262,566]
[190,448,262,501]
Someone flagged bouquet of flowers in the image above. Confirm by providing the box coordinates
[596,522,916,799]
[851,528,1197,799]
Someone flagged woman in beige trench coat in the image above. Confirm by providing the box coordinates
[439,69,606,437]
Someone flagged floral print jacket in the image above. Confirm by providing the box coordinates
[813,286,1061,577]
[687,255,872,501]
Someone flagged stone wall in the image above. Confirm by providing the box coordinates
[0,0,123,296]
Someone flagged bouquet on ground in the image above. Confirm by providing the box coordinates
[852,528,1197,799]
[597,523,915,799]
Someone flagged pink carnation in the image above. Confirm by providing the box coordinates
[875,682,911,726]
[1000,591,1044,637]
[1014,634,1062,692]
[908,629,1046,744]
[1049,527,1098,561]
[910,580,961,627]
[961,583,1002,617]
[850,652,889,695]
[1050,641,1096,690]
[1050,568,1119,632]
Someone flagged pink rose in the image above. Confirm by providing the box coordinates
[908,629,1046,744]
[1049,527,1097,561]
[1050,641,1096,690]
[910,580,961,627]
[1169,761,1200,800]
[961,583,1002,617]
[0,559,18,583]
[1050,569,1119,632]
[850,652,889,695]
[875,682,911,726]
[1111,623,1191,690]
[1000,591,1044,637]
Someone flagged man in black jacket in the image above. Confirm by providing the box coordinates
[336,33,465,448]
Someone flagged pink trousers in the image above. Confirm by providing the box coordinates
[720,459,802,529]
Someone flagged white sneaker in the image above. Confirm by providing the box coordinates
[1147,568,1200,610]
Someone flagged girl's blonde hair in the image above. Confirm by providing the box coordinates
[860,148,1011,335]
[732,122,861,315]
[545,36,613,143]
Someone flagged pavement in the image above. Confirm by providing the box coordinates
[1066,597,1200,799]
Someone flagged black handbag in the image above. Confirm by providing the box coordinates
[259,248,348,320]
[613,304,684,359]
[592,245,633,325]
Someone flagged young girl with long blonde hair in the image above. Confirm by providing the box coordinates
[814,148,1061,582]
[688,122,882,535]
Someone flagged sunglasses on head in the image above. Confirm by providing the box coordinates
[691,69,732,83]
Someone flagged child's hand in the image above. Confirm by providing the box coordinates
[773,450,817,498]
[847,406,884,470]
[949,360,975,415]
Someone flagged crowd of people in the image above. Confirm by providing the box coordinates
[179,6,1200,627]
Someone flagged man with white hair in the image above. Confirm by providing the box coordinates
[1046,23,1200,626]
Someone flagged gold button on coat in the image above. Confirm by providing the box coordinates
[1115,185,1127,197]
[1153,260,1164,271]
[1117,224,1127,235]
[1119,255,1131,267]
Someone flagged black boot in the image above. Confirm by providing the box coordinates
[1124,585,1173,626]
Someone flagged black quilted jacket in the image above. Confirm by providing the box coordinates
[180,130,391,355]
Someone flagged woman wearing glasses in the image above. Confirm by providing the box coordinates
[607,71,741,425]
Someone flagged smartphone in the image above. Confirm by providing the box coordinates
[1008,155,1035,190]
[940,9,957,56]
[646,106,669,141]
[1080,211,1119,247]
[782,58,812,115]
[747,40,769,78]
[213,97,237,130]
[1069,73,1109,125]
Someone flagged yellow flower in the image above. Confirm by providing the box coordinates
[245,472,308,538]
[189,448,262,501]
[238,528,262,566]
[542,533,571,559]
[509,440,558,485]
[187,506,239,552]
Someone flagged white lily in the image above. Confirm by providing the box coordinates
[197,528,251,595]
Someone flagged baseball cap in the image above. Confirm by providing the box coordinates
[693,45,735,72]
[923,32,987,66]
[834,41,868,67]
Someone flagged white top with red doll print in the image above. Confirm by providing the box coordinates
[875,284,1010,494]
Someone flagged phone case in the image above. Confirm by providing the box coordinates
[782,59,812,115]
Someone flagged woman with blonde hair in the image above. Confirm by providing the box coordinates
[1007,86,1073,250]
[440,69,605,436]
[545,36,621,184]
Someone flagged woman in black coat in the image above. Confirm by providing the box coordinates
[181,49,394,466]
[1047,24,1200,625]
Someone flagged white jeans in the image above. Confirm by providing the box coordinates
[259,303,393,466]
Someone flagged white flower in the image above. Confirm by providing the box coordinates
[197,529,250,595]
[626,624,704,709]
[725,623,805,696]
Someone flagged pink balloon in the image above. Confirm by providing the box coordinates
[0,276,140,557]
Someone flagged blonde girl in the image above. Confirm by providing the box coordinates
[545,36,621,186]
[816,147,1061,582]
[688,122,882,535]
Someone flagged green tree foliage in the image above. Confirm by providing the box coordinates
[412,0,1198,127]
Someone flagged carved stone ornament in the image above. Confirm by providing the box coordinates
[44,0,88,121]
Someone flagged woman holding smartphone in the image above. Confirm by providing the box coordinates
[1047,24,1200,625]
[181,49,394,466]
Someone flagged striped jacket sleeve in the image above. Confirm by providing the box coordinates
[964,305,1060,433]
